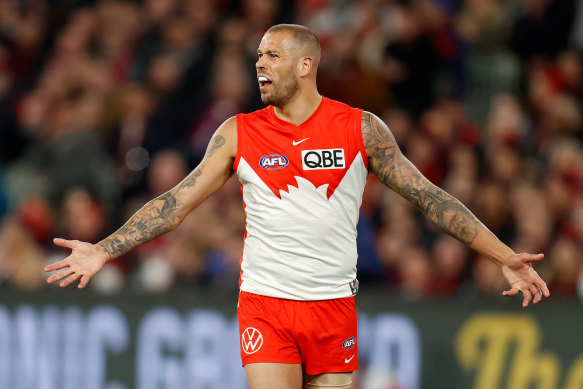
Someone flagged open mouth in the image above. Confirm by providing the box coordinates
[258,76,272,89]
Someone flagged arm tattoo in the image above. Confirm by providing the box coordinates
[362,111,480,245]
[98,133,229,259]
[361,111,399,184]
[180,168,202,189]
[204,135,226,159]
[177,134,226,190]
[179,134,225,189]
[98,191,183,258]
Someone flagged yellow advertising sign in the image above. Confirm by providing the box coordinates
[456,314,583,389]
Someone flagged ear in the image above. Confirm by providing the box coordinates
[297,56,313,78]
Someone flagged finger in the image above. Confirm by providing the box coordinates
[45,259,70,273]
[530,285,541,304]
[60,273,81,288]
[522,289,532,308]
[53,238,77,250]
[47,268,73,284]
[78,275,91,289]
[524,253,544,263]
[502,287,519,296]
[535,277,550,297]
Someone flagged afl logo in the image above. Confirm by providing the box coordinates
[260,154,289,170]
[241,327,264,354]
[342,336,356,350]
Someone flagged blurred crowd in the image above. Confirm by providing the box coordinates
[0,0,582,301]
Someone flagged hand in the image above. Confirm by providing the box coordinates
[501,253,550,307]
[45,238,110,289]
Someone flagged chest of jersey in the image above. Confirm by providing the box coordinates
[235,101,366,199]
[233,99,368,300]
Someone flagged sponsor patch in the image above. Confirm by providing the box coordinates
[342,336,356,350]
[302,148,345,170]
[241,327,264,354]
[260,154,289,170]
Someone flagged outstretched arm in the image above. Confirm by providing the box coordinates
[45,117,238,288]
[361,111,549,307]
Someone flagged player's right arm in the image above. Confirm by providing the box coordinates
[45,117,238,288]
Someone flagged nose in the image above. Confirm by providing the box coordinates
[256,57,266,71]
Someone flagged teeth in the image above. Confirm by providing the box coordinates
[258,76,269,82]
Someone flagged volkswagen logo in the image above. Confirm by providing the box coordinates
[241,327,263,354]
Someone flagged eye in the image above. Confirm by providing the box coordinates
[270,53,278,58]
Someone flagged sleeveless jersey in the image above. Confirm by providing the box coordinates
[234,97,368,300]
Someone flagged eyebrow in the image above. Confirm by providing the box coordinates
[257,49,279,55]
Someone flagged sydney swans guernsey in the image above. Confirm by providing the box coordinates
[234,97,368,300]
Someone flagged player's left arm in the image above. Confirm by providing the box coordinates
[361,111,550,307]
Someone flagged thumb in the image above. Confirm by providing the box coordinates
[524,253,544,263]
[53,238,76,250]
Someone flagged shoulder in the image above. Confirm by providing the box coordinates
[360,110,372,125]
[212,116,237,158]
[360,111,386,132]
[217,116,237,136]
[215,107,279,156]
[360,111,400,160]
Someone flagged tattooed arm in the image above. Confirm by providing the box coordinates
[362,111,549,306]
[361,111,482,246]
[45,117,238,288]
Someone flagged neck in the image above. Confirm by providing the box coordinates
[273,88,322,125]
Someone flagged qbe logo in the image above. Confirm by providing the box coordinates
[260,154,289,170]
[302,149,345,170]
[241,327,264,354]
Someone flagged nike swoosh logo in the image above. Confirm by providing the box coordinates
[292,138,309,146]
[345,355,355,364]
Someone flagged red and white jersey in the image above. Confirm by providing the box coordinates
[234,97,368,300]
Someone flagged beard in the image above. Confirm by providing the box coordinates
[260,75,299,107]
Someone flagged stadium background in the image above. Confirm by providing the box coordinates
[0,0,582,388]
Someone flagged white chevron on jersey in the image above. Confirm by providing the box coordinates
[237,152,368,300]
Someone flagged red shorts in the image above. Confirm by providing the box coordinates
[237,291,359,375]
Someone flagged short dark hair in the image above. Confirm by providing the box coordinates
[266,24,321,70]
[267,24,321,54]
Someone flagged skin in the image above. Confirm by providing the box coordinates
[47,124,237,288]
[45,26,550,389]
[256,30,322,125]
[360,111,549,307]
